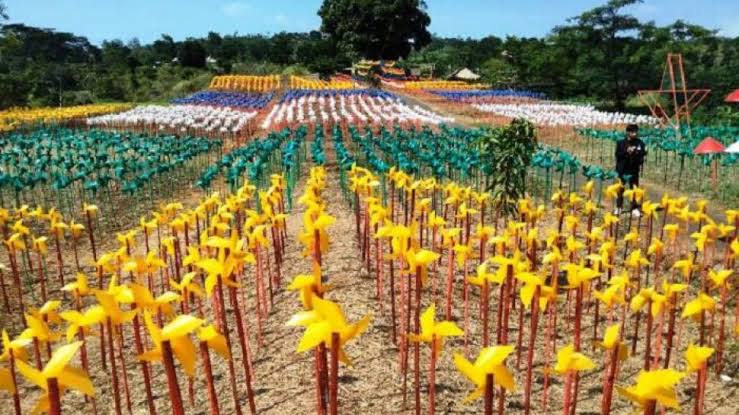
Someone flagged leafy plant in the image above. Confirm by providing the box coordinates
[479,118,537,216]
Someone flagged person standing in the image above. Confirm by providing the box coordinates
[615,124,647,216]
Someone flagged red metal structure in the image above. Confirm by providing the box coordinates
[638,53,711,134]
[725,89,739,103]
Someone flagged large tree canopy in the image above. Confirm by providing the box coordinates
[318,0,431,60]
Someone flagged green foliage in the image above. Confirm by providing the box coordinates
[479,58,518,87]
[480,119,538,216]
[177,39,207,68]
[318,0,431,60]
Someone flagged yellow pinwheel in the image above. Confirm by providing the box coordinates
[597,324,628,360]
[15,341,95,414]
[454,345,516,402]
[617,369,684,411]
[59,305,106,343]
[405,248,440,286]
[681,293,716,319]
[129,283,181,317]
[409,304,463,352]
[287,272,326,310]
[139,312,203,377]
[684,344,713,372]
[61,273,91,299]
[287,296,370,365]
[1,330,31,363]
[554,344,595,374]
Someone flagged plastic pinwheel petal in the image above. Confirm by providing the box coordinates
[616,369,684,410]
[454,345,516,402]
[554,344,595,374]
[684,344,714,372]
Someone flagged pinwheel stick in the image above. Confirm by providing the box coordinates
[48,377,61,415]
[161,340,185,415]
[695,362,707,415]
[106,319,123,415]
[9,350,21,415]
[132,311,157,415]
[330,332,340,415]
[210,278,242,415]
[523,286,540,415]
[199,341,221,415]
[85,210,98,263]
[644,400,657,415]
[429,335,437,415]
[484,374,494,415]
[414,266,422,415]
[601,344,619,415]
[715,295,727,376]
[228,285,257,415]
[663,295,678,368]
[0,267,9,312]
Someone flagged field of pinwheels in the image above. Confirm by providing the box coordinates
[0,71,737,415]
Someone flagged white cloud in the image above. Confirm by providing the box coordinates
[222,2,251,18]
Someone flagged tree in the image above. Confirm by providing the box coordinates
[0,0,7,22]
[318,0,431,60]
[152,34,177,63]
[480,119,538,216]
[480,58,518,87]
[553,0,644,109]
[177,39,206,68]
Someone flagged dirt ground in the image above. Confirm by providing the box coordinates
[1,93,738,415]
[1,124,737,415]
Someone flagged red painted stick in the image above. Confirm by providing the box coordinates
[200,341,221,415]
[161,340,185,415]
[484,374,494,415]
[330,332,340,415]
[47,377,61,415]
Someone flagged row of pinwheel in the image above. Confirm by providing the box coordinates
[342,162,736,415]
[0,104,132,133]
[285,166,371,415]
[196,126,307,193]
[400,81,491,90]
[1,173,289,415]
[0,128,221,219]
[573,125,738,201]
[471,103,658,127]
[288,76,357,90]
[531,145,620,204]
[209,75,282,92]
[426,89,546,102]
[171,91,275,110]
[260,90,453,130]
[334,124,612,203]
[86,105,258,139]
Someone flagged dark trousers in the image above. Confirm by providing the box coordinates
[616,173,640,210]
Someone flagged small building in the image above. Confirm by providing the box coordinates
[448,67,481,81]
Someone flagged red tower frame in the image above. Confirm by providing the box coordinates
[638,53,710,135]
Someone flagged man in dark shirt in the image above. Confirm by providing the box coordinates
[615,124,647,216]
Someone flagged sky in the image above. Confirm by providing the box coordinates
[4,0,739,45]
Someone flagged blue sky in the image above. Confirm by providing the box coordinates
[4,0,739,44]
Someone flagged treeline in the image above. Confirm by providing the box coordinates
[0,25,342,108]
[0,0,737,124]
[408,23,739,120]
